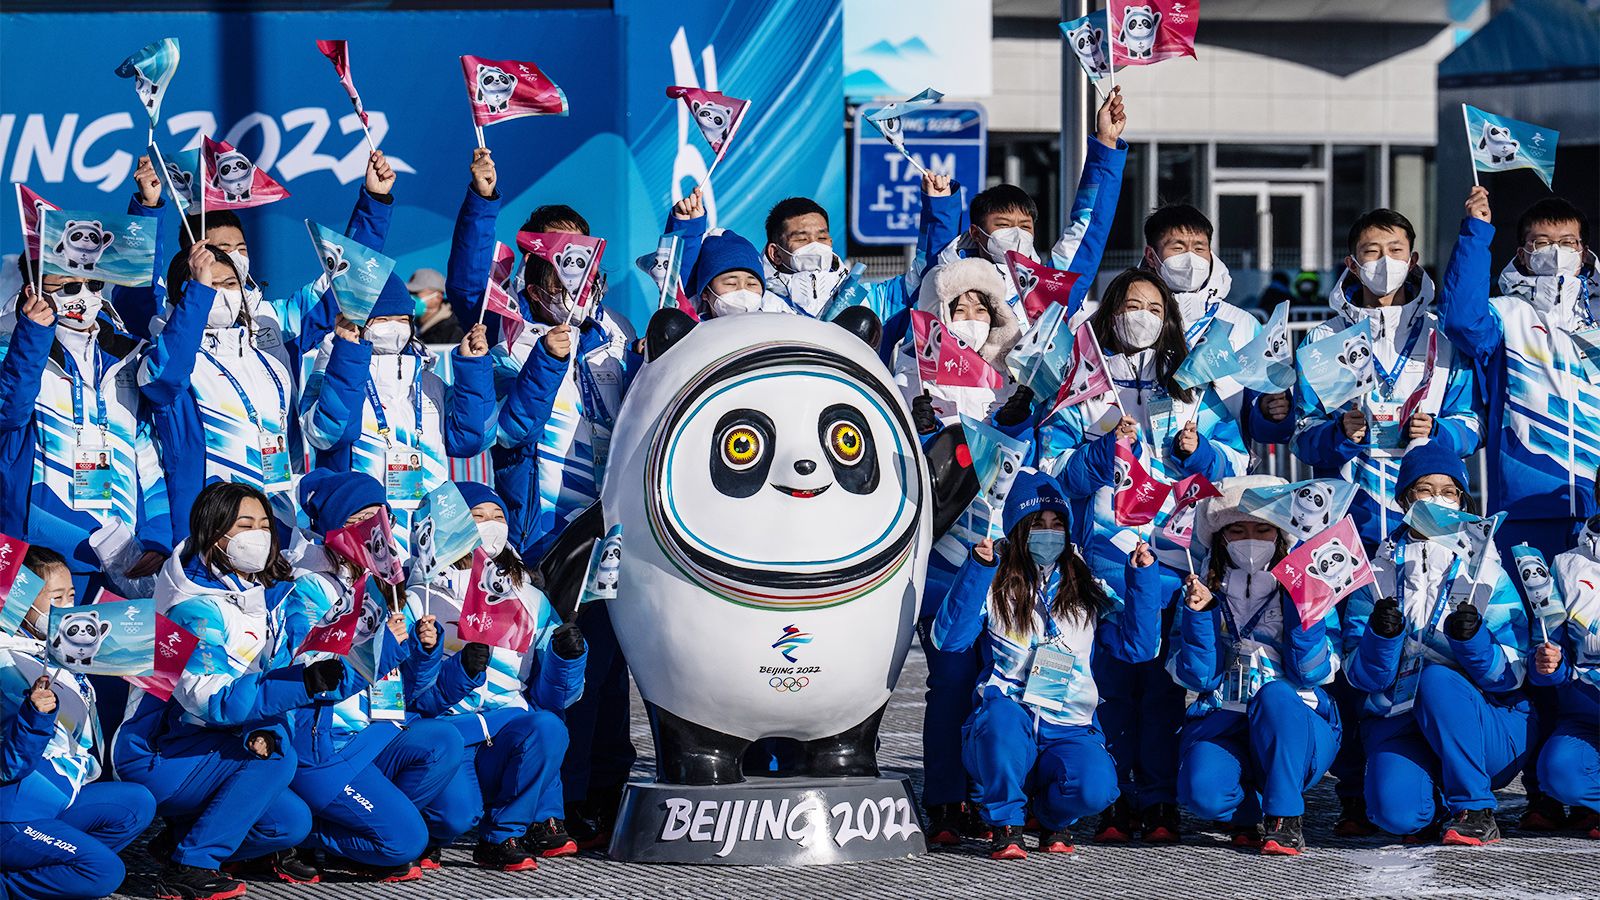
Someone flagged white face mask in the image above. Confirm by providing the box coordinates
[1356,255,1410,297]
[946,318,991,350]
[364,320,411,354]
[709,288,765,318]
[1157,251,1212,294]
[477,520,509,558]
[227,250,252,287]
[1526,244,1581,278]
[981,226,1035,262]
[223,529,274,574]
[1114,309,1164,349]
[1226,538,1276,570]
[52,288,104,331]
[208,288,243,329]
[780,241,833,273]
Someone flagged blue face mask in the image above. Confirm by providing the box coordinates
[1027,528,1067,568]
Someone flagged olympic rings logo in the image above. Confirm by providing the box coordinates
[768,676,810,692]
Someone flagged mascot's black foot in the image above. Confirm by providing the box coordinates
[649,703,750,785]
[831,306,883,352]
[646,308,697,360]
[801,704,887,778]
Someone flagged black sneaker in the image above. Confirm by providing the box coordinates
[419,844,443,871]
[145,824,179,866]
[925,802,963,846]
[987,824,1027,860]
[1334,796,1379,837]
[1261,815,1304,856]
[1229,821,1264,849]
[524,817,578,858]
[1442,808,1501,846]
[154,864,246,900]
[223,849,320,884]
[1040,828,1074,853]
[1569,805,1599,838]
[1093,798,1135,843]
[473,837,538,872]
[1518,792,1566,831]
[1140,803,1182,843]
[564,802,610,851]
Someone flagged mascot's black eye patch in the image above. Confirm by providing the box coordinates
[710,408,775,498]
[818,404,878,495]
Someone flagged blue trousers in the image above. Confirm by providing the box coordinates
[1327,665,1368,802]
[117,730,310,868]
[427,708,569,843]
[1177,681,1341,822]
[291,720,462,867]
[916,615,979,808]
[1094,645,1186,809]
[1,782,154,900]
[961,694,1119,830]
[1363,666,1535,835]
[1536,713,1599,810]
[1521,684,1561,797]
[561,602,636,807]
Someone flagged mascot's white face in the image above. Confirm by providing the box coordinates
[1290,482,1336,537]
[554,243,595,295]
[1066,23,1108,73]
[1479,124,1519,164]
[212,151,254,199]
[52,610,111,665]
[604,314,929,742]
[1518,556,1556,609]
[1308,538,1359,594]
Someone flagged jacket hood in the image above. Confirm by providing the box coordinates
[1497,254,1600,329]
[1169,255,1235,324]
[153,542,267,619]
[922,257,1022,368]
[1327,265,1435,343]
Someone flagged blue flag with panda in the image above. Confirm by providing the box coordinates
[115,38,180,130]
[1463,104,1558,188]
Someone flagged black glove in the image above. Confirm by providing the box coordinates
[1443,601,1483,642]
[302,658,345,695]
[551,622,587,660]
[993,385,1035,428]
[1368,597,1405,639]
[246,729,279,759]
[912,392,940,436]
[460,642,492,678]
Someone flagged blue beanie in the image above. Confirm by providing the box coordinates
[368,274,418,320]
[299,469,386,536]
[1396,442,1469,497]
[1003,469,1072,537]
[455,481,506,517]
[689,230,764,298]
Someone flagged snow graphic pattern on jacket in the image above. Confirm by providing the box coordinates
[0,638,101,818]
[1544,520,1600,703]
[1294,269,1480,546]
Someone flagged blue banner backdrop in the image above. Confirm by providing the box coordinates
[0,2,844,331]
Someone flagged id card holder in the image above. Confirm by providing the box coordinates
[1219,656,1253,707]
[1145,394,1178,459]
[590,426,613,488]
[72,434,114,510]
[1390,639,1424,713]
[1365,400,1404,457]
[260,431,291,494]
[384,447,425,509]
[1019,644,1077,713]
[368,668,406,721]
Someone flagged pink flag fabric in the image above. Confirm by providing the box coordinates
[15,185,58,261]
[1056,321,1115,409]
[1398,330,1438,425]
[201,136,290,211]
[1161,473,1222,547]
[1111,0,1200,67]
[461,55,569,127]
[516,231,606,321]
[316,40,369,127]
[325,514,404,586]
[909,310,1004,389]
[665,85,750,165]
[1271,516,1374,629]
[298,577,373,656]
[457,549,537,653]
[123,613,198,702]
[1004,252,1081,324]
[1114,441,1172,526]
[483,241,526,344]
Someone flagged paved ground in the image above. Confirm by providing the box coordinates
[109,647,1596,899]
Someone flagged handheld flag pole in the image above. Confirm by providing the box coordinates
[147,142,197,246]
[1106,11,1118,93]
[1461,104,1480,187]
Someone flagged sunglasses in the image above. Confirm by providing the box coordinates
[46,281,106,297]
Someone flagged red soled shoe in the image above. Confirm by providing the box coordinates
[1140,803,1182,844]
[1260,816,1304,856]
[1442,808,1501,846]
[1041,829,1075,853]
[988,825,1028,860]
[473,837,538,872]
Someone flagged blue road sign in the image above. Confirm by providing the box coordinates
[851,101,986,246]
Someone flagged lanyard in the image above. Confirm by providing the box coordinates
[573,351,615,430]
[1394,540,1463,639]
[1370,314,1426,399]
[1035,572,1063,643]
[1219,576,1276,641]
[365,372,425,443]
[202,348,286,433]
[1183,302,1220,345]
[60,349,107,433]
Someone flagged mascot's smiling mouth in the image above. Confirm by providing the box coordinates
[771,483,831,499]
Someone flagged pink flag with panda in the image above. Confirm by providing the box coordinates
[297,577,375,657]
[1160,473,1222,548]
[14,185,58,261]
[909,310,1003,389]
[1398,330,1439,425]
[324,513,404,586]
[315,40,374,150]
[1004,252,1080,324]
[1113,440,1172,527]
[1055,321,1116,410]
[516,231,606,323]
[460,55,569,129]
[1110,0,1200,68]
[201,136,290,211]
[666,85,750,174]
[457,549,537,653]
[1271,516,1374,630]
[481,241,527,343]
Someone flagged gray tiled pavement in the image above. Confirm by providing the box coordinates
[108,647,1597,899]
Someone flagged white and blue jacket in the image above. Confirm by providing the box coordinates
[0,636,101,821]
[1294,270,1480,546]
[1542,520,1600,722]
[1439,215,1600,523]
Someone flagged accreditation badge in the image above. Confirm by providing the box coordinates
[72,435,114,510]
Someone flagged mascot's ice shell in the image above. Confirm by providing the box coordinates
[602,313,930,743]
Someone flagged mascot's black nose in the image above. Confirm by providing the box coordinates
[794,459,816,475]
